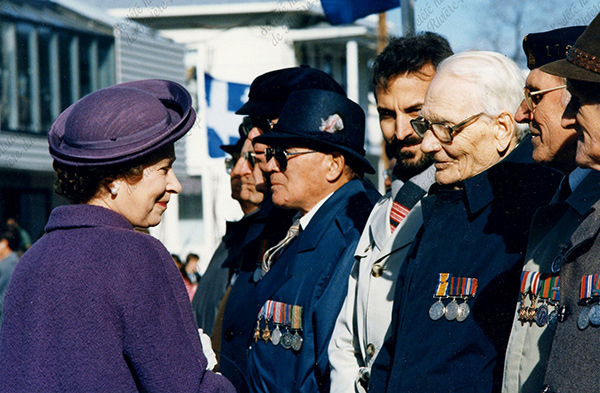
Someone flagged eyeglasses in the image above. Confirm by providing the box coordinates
[242,151,256,168]
[225,157,235,174]
[523,85,567,111]
[410,112,486,143]
[241,116,274,136]
[265,146,318,170]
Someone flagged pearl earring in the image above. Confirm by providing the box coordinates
[110,186,118,196]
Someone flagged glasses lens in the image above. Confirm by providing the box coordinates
[523,88,534,111]
[241,117,253,136]
[410,117,429,138]
[225,158,234,173]
[431,124,453,143]
[244,152,256,167]
[265,147,287,170]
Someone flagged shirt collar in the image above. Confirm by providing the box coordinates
[299,191,335,230]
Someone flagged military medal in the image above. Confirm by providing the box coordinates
[557,305,568,323]
[254,318,262,343]
[456,301,470,322]
[578,305,590,330]
[536,303,549,327]
[430,274,450,321]
[548,309,558,331]
[262,301,272,343]
[253,267,263,283]
[281,304,293,350]
[589,303,600,327]
[291,305,303,351]
[547,276,561,330]
[271,301,283,345]
[518,271,534,325]
[445,299,458,321]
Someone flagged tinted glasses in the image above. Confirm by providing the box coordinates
[265,146,318,170]
[410,112,486,143]
[241,116,274,136]
[523,85,566,111]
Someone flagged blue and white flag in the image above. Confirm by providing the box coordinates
[205,73,250,158]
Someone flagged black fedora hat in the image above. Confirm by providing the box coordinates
[235,66,346,119]
[49,79,196,167]
[254,89,375,174]
[523,26,586,70]
[541,12,600,83]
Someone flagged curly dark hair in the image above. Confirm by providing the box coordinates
[372,32,453,93]
[53,145,174,204]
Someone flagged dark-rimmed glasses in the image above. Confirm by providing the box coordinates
[241,116,274,136]
[523,85,566,111]
[265,146,318,170]
[242,151,256,168]
[410,112,486,143]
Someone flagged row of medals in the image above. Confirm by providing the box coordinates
[429,297,471,322]
[518,298,559,330]
[254,320,303,351]
[577,301,600,330]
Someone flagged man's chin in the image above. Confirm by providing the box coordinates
[396,153,433,173]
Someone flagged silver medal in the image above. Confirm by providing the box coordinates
[536,303,549,327]
[253,267,263,282]
[281,330,293,350]
[578,306,590,330]
[456,301,470,322]
[589,303,600,326]
[429,299,445,321]
[291,331,303,351]
[271,325,281,345]
[445,299,458,321]
[548,309,558,331]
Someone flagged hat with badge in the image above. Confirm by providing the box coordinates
[236,66,346,119]
[523,25,586,70]
[49,79,196,167]
[541,13,600,83]
[254,89,375,174]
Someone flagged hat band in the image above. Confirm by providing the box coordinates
[567,46,600,75]
[62,113,172,150]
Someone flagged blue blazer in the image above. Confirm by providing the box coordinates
[220,179,376,393]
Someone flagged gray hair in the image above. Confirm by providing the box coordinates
[436,51,528,141]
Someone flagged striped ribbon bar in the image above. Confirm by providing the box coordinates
[448,276,478,297]
[390,201,410,232]
[434,273,451,297]
[580,274,600,300]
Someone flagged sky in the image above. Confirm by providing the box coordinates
[386,0,600,67]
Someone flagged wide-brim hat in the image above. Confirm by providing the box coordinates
[49,79,196,167]
[254,89,375,174]
[541,12,600,83]
[522,26,586,70]
[235,66,346,119]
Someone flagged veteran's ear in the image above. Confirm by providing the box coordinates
[494,111,517,155]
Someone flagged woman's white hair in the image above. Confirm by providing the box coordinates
[436,50,528,141]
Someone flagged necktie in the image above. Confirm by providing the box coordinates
[261,218,301,276]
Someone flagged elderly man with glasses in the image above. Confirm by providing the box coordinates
[368,51,562,393]
[217,67,379,393]
[220,88,377,393]
[500,26,598,393]
[531,12,600,393]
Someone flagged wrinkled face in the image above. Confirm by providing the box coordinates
[515,69,575,171]
[420,75,503,185]
[230,138,264,206]
[264,145,329,214]
[110,145,181,228]
[376,64,436,175]
[563,80,600,171]
[248,118,278,194]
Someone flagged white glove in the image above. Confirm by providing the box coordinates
[198,328,217,371]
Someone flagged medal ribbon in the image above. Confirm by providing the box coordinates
[448,277,478,297]
[291,305,303,330]
[284,303,292,328]
[551,276,560,302]
[265,300,274,321]
[580,274,599,300]
[434,273,450,297]
[530,272,541,297]
[520,271,537,295]
[273,301,283,324]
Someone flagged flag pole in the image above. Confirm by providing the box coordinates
[401,0,415,36]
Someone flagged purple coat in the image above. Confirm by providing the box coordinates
[0,204,235,393]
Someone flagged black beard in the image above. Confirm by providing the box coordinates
[388,137,434,182]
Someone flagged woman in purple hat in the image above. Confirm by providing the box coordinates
[0,80,235,392]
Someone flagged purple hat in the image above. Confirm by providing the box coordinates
[49,79,196,167]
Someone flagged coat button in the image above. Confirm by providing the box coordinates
[224,330,234,341]
[371,264,383,277]
[366,343,375,357]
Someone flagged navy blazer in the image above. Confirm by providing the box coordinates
[220,179,376,393]
[369,137,562,393]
